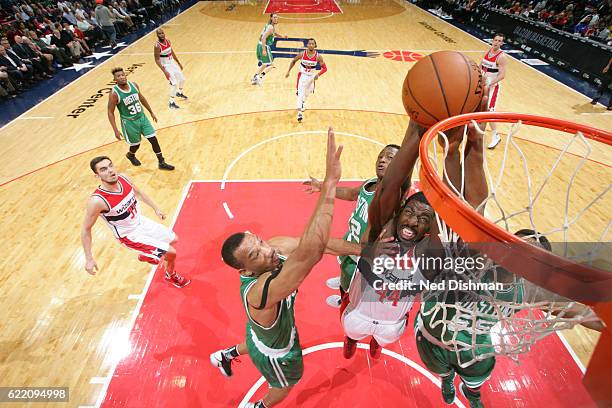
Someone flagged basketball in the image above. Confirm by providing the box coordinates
[402,50,484,127]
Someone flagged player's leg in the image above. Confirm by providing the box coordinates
[456,357,495,408]
[415,328,457,404]
[296,73,305,122]
[341,307,374,359]
[173,64,187,99]
[246,339,303,407]
[253,44,273,85]
[371,317,407,359]
[166,67,180,109]
[122,118,143,166]
[210,341,249,377]
[486,83,501,149]
[141,117,175,170]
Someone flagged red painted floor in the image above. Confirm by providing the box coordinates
[264,0,342,14]
[102,181,595,408]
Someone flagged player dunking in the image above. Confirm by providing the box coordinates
[210,129,350,408]
[251,13,287,86]
[285,38,327,122]
[480,33,507,149]
[154,28,188,109]
[107,67,175,170]
[80,156,190,288]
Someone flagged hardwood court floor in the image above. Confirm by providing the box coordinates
[0,1,610,406]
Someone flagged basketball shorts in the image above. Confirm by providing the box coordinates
[163,61,184,86]
[342,307,407,346]
[117,216,175,263]
[246,324,304,389]
[120,115,156,146]
[256,42,273,65]
[487,82,500,112]
[415,328,495,388]
[296,72,316,95]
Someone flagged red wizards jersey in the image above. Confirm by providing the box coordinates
[481,49,503,79]
[92,176,140,238]
[299,50,318,76]
[157,39,173,61]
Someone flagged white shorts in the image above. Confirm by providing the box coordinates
[296,72,316,96]
[341,307,407,347]
[162,60,184,86]
[117,216,176,262]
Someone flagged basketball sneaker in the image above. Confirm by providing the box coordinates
[164,271,191,288]
[325,294,341,308]
[126,153,141,166]
[343,336,357,359]
[459,383,484,408]
[487,132,501,149]
[209,349,235,377]
[169,101,180,109]
[158,161,175,171]
[441,373,456,404]
[297,112,303,122]
[369,337,381,359]
[176,92,188,100]
[251,75,259,85]
[326,276,341,290]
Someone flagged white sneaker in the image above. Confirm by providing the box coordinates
[487,132,501,149]
[326,294,342,308]
[326,276,341,290]
[250,76,259,85]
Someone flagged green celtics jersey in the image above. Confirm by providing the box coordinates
[339,178,378,259]
[259,23,275,46]
[241,255,298,353]
[113,82,144,120]
[418,270,524,354]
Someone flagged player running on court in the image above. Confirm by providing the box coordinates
[251,13,287,86]
[154,28,188,109]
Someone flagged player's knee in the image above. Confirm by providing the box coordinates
[166,245,177,256]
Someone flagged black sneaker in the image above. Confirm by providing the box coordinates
[210,350,233,377]
[126,153,141,166]
[169,101,180,109]
[159,161,175,171]
[590,98,599,105]
[459,383,483,408]
[441,373,456,404]
[176,92,188,100]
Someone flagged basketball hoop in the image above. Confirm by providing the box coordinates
[417,112,612,406]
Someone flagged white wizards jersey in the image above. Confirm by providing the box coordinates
[347,247,427,322]
[299,49,318,76]
[92,176,141,238]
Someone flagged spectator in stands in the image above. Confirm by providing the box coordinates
[94,0,118,48]
[0,44,33,86]
[551,10,569,29]
[62,6,78,25]
[109,3,133,33]
[575,15,592,34]
[50,28,83,60]
[22,36,53,69]
[12,34,53,77]
[27,30,72,67]
[0,67,19,99]
[76,13,104,47]
[118,1,143,27]
[62,22,92,55]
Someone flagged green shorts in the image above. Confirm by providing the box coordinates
[246,325,303,388]
[256,42,273,65]
[339,256,358,292]
[120,115,156,146]
[415,329,495,388]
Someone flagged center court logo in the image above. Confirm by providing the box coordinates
[66,63,145,119]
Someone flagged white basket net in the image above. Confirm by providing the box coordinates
[419,118,611,367]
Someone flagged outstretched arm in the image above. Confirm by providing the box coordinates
[285,53,300,77]
[368,120,424,241]
[303,176,361,201]
[81,196,107,275]
[248,128,343,308]
[133,82,157,123]
[268,236,361,257]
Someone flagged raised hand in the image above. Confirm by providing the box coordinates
[324,127,343,183]
[302,176,322,194]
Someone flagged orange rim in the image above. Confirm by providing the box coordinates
[418,112,612,305]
